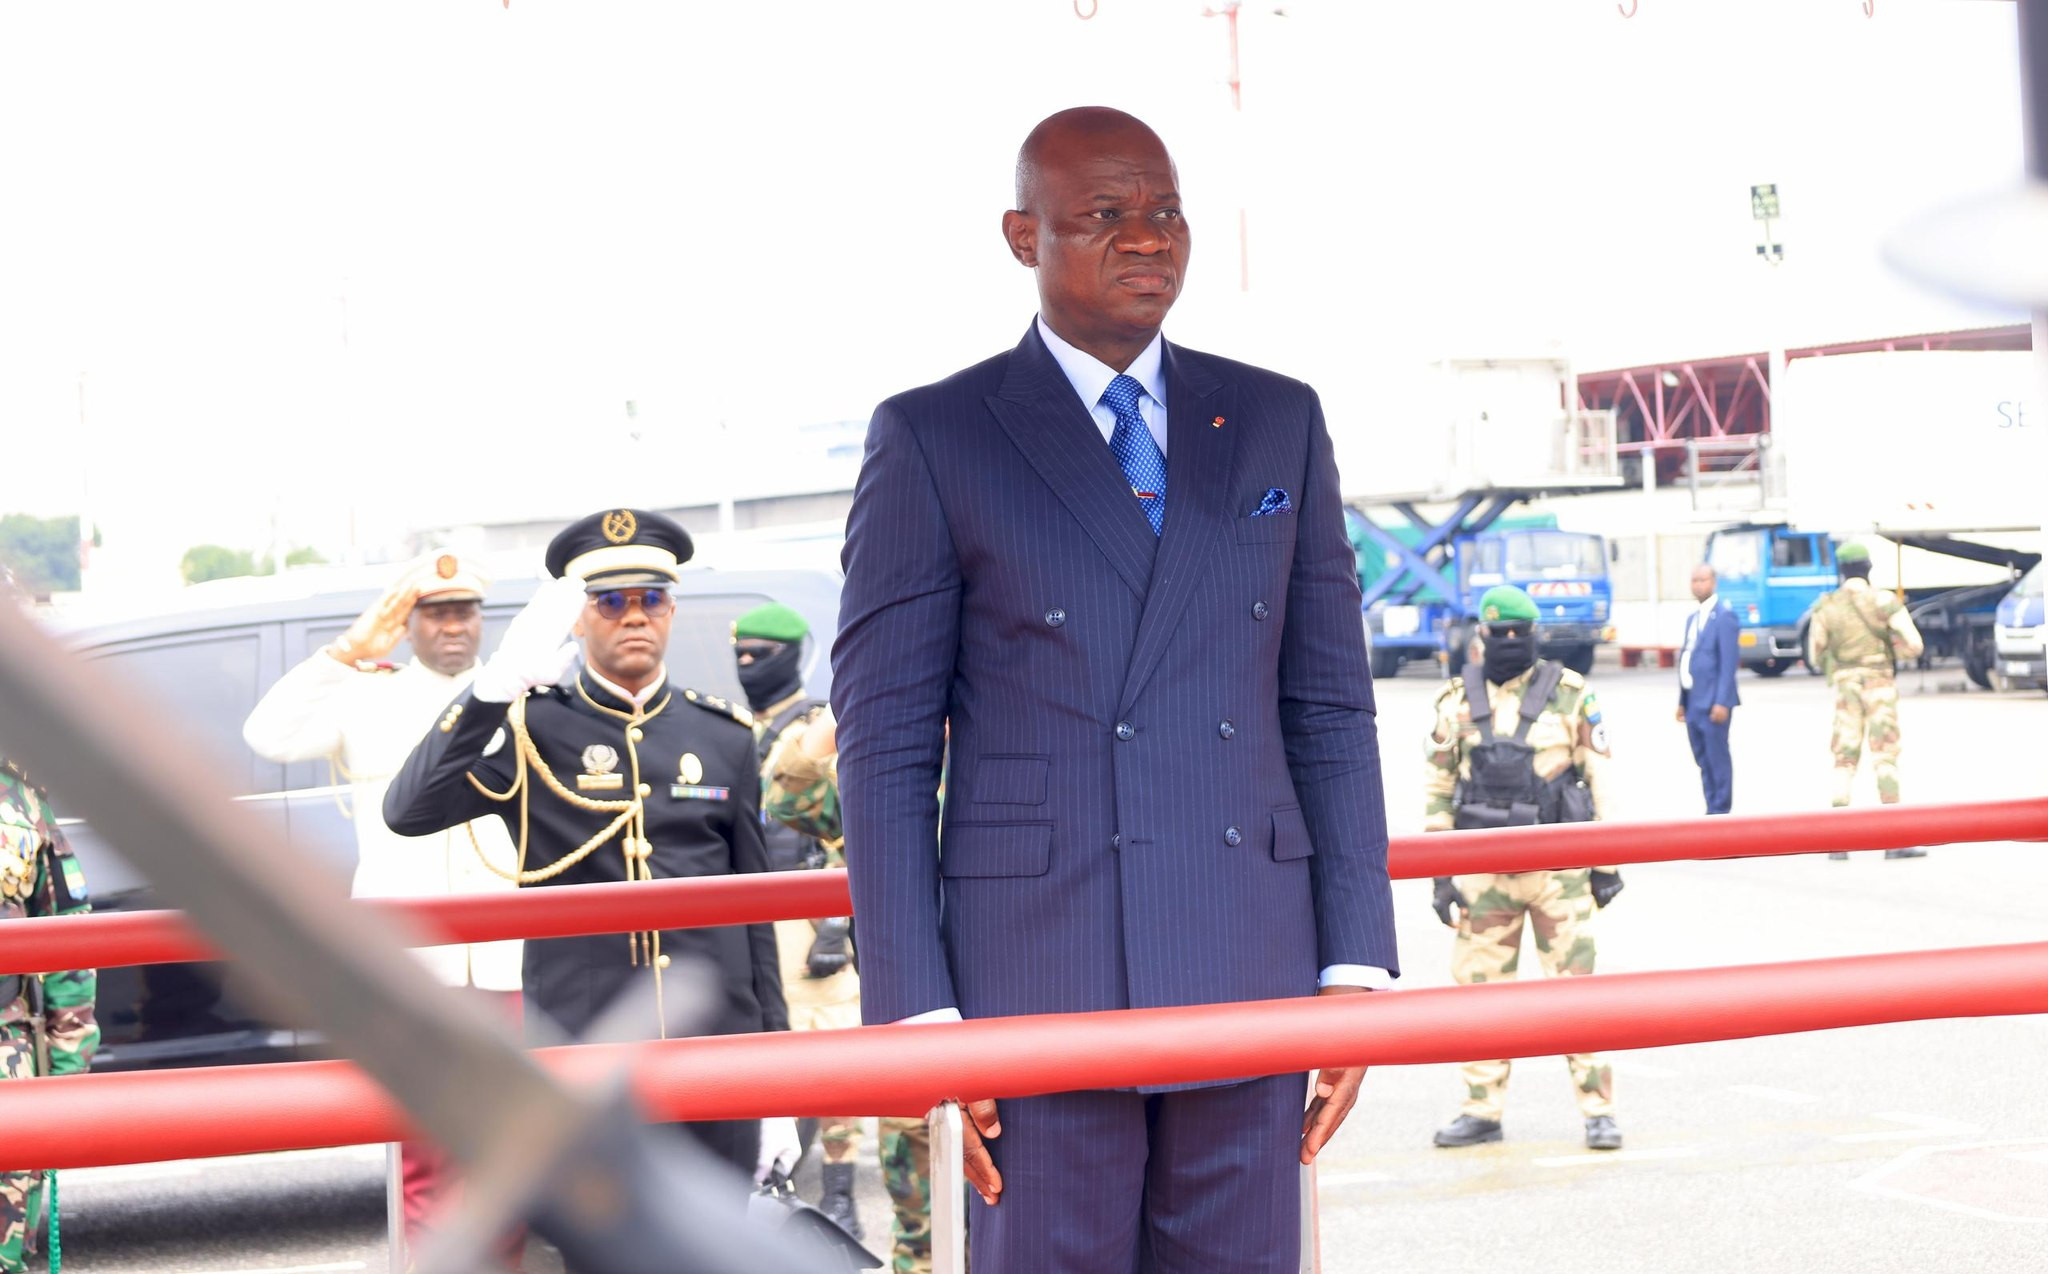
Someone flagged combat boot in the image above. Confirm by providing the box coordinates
[818,1161,863,1240]
[1432,1114,1503,1147]
[1585,1115,1623,1150]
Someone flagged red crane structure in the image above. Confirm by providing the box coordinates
[1576,322,2031,488]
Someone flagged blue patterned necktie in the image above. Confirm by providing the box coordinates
[1101,374,1167,535]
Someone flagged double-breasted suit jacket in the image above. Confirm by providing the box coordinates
[835,325,1399,1044]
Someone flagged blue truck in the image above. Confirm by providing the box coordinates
[1701,523,1839,677]
[1703,522,2037,685]
[1350,498,1614,678]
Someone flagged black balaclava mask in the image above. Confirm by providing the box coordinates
[1481,625,1537,685]
[736,639,805,714]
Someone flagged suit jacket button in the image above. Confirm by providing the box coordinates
[1046,608,1067,627]
[1218,719,1235,739]
[1252,601,1270,620]
[1224,826,1243,847]
[1114,721,1135,741]
[1111,833,1122,849]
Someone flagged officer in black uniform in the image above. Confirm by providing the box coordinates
[384,507,790,1196]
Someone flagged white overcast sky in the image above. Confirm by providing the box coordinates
[0,0,2029,582]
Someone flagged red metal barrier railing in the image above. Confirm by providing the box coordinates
[5,797,2043,976]
[6,939,2045,1169]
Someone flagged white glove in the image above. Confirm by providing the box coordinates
[472,576,587,703]
[754,1115,803,1186]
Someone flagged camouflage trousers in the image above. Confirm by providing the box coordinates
[879,1114,951,1274]
[1450,869,1614,1122]
[817,1116,862,1165]
[1830,668,1903,805]
[1,1032,44,1274]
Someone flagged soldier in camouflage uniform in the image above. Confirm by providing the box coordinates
[1,758,99,1273]
[761,699,944,1274]
[736,603,869,1242]
[1423,587,1625,1152]
[1807,543,1926,859]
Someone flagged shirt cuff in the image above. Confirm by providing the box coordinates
[896,1006,964,1025]
[1319,964,1393,990]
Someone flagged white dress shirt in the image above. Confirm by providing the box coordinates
[1036,316,1171,456]
[584,664,668,710]
[1679,594,1719,692]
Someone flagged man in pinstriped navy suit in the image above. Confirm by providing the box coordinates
[833,106,1398,1272]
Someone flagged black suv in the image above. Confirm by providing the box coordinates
[46,567,843,1073]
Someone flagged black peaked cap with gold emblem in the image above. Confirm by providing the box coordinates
[545,508,695,591]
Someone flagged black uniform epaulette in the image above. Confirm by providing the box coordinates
[681,688,755,730]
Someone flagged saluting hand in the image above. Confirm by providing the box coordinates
[329,579,420,665]
[1301,985,1370,1164]
[473,576,586,702]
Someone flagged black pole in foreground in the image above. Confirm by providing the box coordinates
[0,602,822,1274]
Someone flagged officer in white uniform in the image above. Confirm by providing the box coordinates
[241,550,524,1265]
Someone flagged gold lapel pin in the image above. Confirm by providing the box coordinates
[1212,416,1226,428]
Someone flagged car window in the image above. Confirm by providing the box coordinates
[1505,532,1605,577]
[1772,536,1817,569]
[87,628,275,796]
[669,593,778,700]
[1708,532,1762,579]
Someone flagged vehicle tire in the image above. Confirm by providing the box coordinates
[1797,620,1822,675]
[1962,633,1995,690]
[1754,658,1789,678]
[1369,647,1401,680]
[1558,644,1595,675]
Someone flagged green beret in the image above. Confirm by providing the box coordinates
[1478,585,1540,624]
[733,601,809,643]
[1835,542,1870,564]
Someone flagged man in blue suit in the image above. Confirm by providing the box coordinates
[1677,563,1740,814]
[833,107,1398,1272]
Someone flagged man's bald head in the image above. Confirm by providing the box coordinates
[1015,107,1170,211]
[1002,106,1188,371]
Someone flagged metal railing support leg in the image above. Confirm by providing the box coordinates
[1298,1162,1321,1273]
[929,1101,967,1274]
[385,1142,406,1273]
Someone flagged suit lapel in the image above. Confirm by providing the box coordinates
[1118,342,1235,714]
[986,325,1156,599]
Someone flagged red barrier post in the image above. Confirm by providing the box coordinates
[6,940,2045,1169]
[5,798,2043,976]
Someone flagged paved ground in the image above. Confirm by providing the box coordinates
[48,659,2048,1272]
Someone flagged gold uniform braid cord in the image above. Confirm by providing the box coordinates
[461,694,669,1034]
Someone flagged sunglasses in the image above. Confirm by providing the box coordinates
[590,589,675,620]
[733,639,786,661]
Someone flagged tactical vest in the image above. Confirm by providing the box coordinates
[1815,586,1896,672]
[757,697,830,872]
[1451,661,1595,830]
